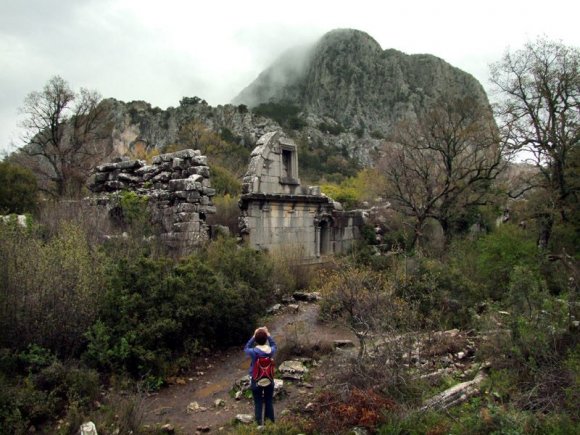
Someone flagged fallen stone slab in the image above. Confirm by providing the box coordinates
[420,371,486,412]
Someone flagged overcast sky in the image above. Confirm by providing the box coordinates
[1,0,579,156]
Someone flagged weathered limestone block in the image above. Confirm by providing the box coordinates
[94,172,109,183]
[169,179,198,191]
[115,159,144,170]
[193,156,208,166]
[96,163,118,172]
[117,173,141,184]
[172,149,201,159]
[175,212,199,223]
[278,360,309,381]
[173,222,200,233]
[202,187,216,196]
[176,203,197,213]
[186,166,210,178]
[188,174,204,183]
[135,165,157,175]
[172,158,183,169]
[186,191,201,203]
[152,172,172,182]
[199,205,217,214]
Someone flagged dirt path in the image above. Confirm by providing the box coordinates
[141,301,356,433]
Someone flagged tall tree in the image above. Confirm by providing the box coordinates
[18,76,104,197]
[380,96,504,248]
[490,38,580,248]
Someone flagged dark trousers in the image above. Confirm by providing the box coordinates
[251,380,275,425]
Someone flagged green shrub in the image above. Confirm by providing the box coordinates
[84,243,275,379]
[0,161,38,214]
[210,165,241,196]
[253,102,305,130]
[476,224,539,299]
[0,221,106,356]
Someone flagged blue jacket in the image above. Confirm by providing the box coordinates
[244,335,277,376]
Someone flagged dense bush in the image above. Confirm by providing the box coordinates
[0,220,106,356]
[253,102,306,130]
[84,238,275,379]
[475,224,539,299]
[210,165,241,196]
[0,161,38,214]
[0,346,100,434]
[298,140,360,183]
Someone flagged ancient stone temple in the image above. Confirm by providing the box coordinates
[239,132,364,262]
[89,149,215,256]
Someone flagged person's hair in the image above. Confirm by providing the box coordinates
[255,329,268,345]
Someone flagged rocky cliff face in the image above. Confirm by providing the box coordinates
[97,97,281,158]
[70,28,492,170]
[233,29,493,163]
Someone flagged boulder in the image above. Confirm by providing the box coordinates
[278,360,309,381]
[235,414,254,424]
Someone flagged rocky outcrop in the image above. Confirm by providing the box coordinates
[42,29,494,174]
[88,149,215,255]
[233,28,494,164]
[97,97,280,157]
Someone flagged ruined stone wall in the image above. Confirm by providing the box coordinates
[239,195,363,262]
[89,149,215,255]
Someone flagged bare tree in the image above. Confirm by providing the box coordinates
[18,76,105,197]
[490,38,580,248]
[380,96,505,248]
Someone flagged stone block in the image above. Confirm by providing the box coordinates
[199,205,217,215]
[200,196,211,206]
[172,158,183,169]
[187,174,203,183]
[169,179,198,191]
[135,165,156,175]
[201,187,216,197]
[186,191,201,203]
[152,172,171,182]
[117,159,144,170]
[189,166,210,178]
[117,173,141,183]
[94,172,109,182]
[96,163,118,172]
[175,212,199,222]
[176,203,197,213]
[172,149,200,160]
[173,221,200,233]
[192,155,208,166]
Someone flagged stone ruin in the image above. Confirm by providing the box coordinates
[87,132,364,261]
[239,131,364,262]
[88,149,215,255]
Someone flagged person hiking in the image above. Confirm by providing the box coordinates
[244,326,277,426]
